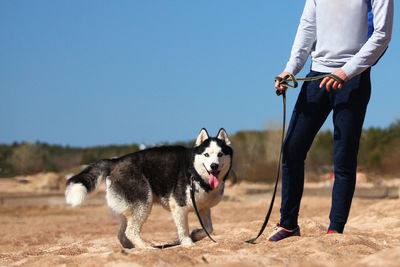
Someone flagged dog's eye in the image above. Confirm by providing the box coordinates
[217,152,224,157]
[204,153,209,157]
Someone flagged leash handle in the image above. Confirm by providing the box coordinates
[275,73,345,96]
[190,177,217,243]
[275,74,298,96]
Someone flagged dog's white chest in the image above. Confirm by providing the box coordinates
[187,182,224,210]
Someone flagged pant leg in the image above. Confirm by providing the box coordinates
[328,68,371,233]
[280,71,332,230]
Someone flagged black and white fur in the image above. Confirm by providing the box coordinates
[65,128,233,248]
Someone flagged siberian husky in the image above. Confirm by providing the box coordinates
[65,128,233,248]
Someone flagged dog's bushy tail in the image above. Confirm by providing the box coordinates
[65,159,114,207]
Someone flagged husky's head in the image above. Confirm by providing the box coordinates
[193,128,233,190]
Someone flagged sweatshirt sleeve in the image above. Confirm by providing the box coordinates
[341,0,394,79]
[284,0,316,75]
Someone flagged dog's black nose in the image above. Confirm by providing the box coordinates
[210,163,219,171]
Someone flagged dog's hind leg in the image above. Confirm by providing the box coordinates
[124,200,154,249]
[117,215,134,249]
[190,208,213,242]
[107,173,154,249]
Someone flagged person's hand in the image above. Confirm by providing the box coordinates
[275,71,292,93]
[319,69,349,92]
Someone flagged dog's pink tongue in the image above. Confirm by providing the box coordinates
[209,173,219,189]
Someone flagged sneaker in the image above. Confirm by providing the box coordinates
[267,224,300,242]
[327,230,339,234]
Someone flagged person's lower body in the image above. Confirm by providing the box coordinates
[275,68,371,238]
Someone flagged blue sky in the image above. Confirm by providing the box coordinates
[1,1,398,147]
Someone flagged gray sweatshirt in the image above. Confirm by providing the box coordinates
[284,0,394,79]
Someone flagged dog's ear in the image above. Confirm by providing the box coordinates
[195,128,209,146]
[217,128,231,146]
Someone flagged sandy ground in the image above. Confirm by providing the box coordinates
[1,179,400,267]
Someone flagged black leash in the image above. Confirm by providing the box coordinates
[246,73,343,244]
[190,176,217,243]
[246,89,286,244]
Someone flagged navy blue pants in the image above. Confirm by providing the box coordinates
[280,68,371,233]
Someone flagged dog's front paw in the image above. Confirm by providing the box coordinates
[190,228,207,241]
[180,237,194,247]
[133,240,155,249]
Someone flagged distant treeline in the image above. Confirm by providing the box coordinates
[1,119,400,181]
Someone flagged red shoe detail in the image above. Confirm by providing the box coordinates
[267,224,300,242]
[327,230,338,234]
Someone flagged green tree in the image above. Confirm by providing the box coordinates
[8,142,45,174]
